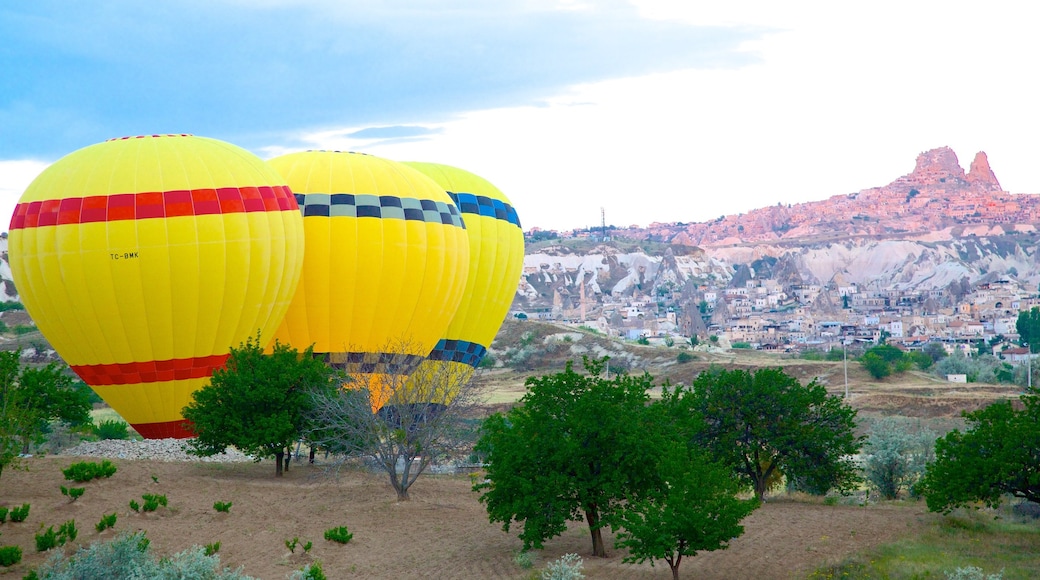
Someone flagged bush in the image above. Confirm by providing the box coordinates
[129,500,140,512]
[542,553,584,580]
[205,541,221,556]
[28,531,257,579]
[60,486,86,501]
[36,526,58,552]
[10,503,29,522]
[323,526,353,544]
[140,494,167,513]
[0,545,21,567]
[213,501,232,513]
[95,513,117,532]
[62,460,117,482]
[864,417,936,500]
[676,351,694,364]
[513,550,534,569]
[0,507,7,523]
[93,419,130,440]
[290,561,327,580]
[944,566,1004,580]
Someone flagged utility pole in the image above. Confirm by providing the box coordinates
[601,207,606,242]
[840,336,848,399]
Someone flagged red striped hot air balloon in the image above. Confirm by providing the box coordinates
[8,134,305,438]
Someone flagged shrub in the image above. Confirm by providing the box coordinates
[213,501,233,513]
[0,507,7,523]
[28,531,257,579]
[944,566,1004,580]
[205,541,221,556]
[60,486,86,501]
[129,499,140,512]
[35,526,59,552]
[140,493,167,512]
[291,561,327,580]
[323,526,353,544]
[676,351,694,364]
[62,460,117,482]
[10,503,29,522]
[59,519,78,543]
[0,545,21,567]
[93,419,130,440]
[864,417,936,500]
[95,513,117,532]
[513,550,534,569]
[542,553,584,580]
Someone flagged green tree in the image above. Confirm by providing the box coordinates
[0,351,92,477]
[923,341,948,363]
[613,441,758,580]
[863,417,936,500]
[860,351,892,380]
[919,392,1040,513]
[183,336,338,476]
[474,358,660,557]
[681,367,862,500]
[1017,307,1040,353]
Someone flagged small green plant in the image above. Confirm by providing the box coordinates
[291,561,327,580]
[676,351,694,363]
[303,540,313,553]
[204,541,221,556]
[60,485,86,501]
[92,419,130,440]
[213,501,233,513]
[62,460,117,482]
[140,493,167,512]
[542,553,584,580]
[10,504,29,522]
[323,526,353,544]
[35,526,59,552]
[95,513,117,532]
[59,519,78,543]
[0,507,7,523]
[285,537,300,553]
[129,499,140,512]
[151,474,159,484]
[513,550,534,570]
[0,545,21,567]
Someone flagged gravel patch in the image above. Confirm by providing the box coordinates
[60,439,254,463]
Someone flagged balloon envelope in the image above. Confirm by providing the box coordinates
[267,151,470,410]
[8,134,305,438]
[402,162,524,388]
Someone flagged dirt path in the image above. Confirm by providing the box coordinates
[0,457,931,579]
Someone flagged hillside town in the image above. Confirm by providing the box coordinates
[512,147,1040,363]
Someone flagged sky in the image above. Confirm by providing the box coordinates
[2,1,1039,232]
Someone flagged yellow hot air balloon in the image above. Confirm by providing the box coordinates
[8,134,304,439]
[267,151,470,410]
[401,162,524,395]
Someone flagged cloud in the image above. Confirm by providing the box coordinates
[0,0,759,159]
[345,126,442,140]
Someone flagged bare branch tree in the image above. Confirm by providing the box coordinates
[306,340,485,501]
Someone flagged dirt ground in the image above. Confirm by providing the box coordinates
[0,456,932,580]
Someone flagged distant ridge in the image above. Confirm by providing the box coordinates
[605,147,1040,247]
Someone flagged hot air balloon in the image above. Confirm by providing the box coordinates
[267,151,470,410]
[8,134,305,439]
[401,162,524,396]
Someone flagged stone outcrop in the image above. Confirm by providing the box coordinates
[967,151,1002,191]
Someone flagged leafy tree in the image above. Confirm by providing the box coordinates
[860,352,891,380]
[681,367,862,500]
[920,392,1040,513]
[306,347,483,501]
[613,441,758,580]
[863,417,936,500]
[0,351,92,478]
[475,357,660,557]
[183,335,338,476]
[1017,307,1040,353]
[923,341,948,363]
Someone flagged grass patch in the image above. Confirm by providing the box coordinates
[809,509,1040,579]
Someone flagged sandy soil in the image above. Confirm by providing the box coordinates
[0,456,932,579]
